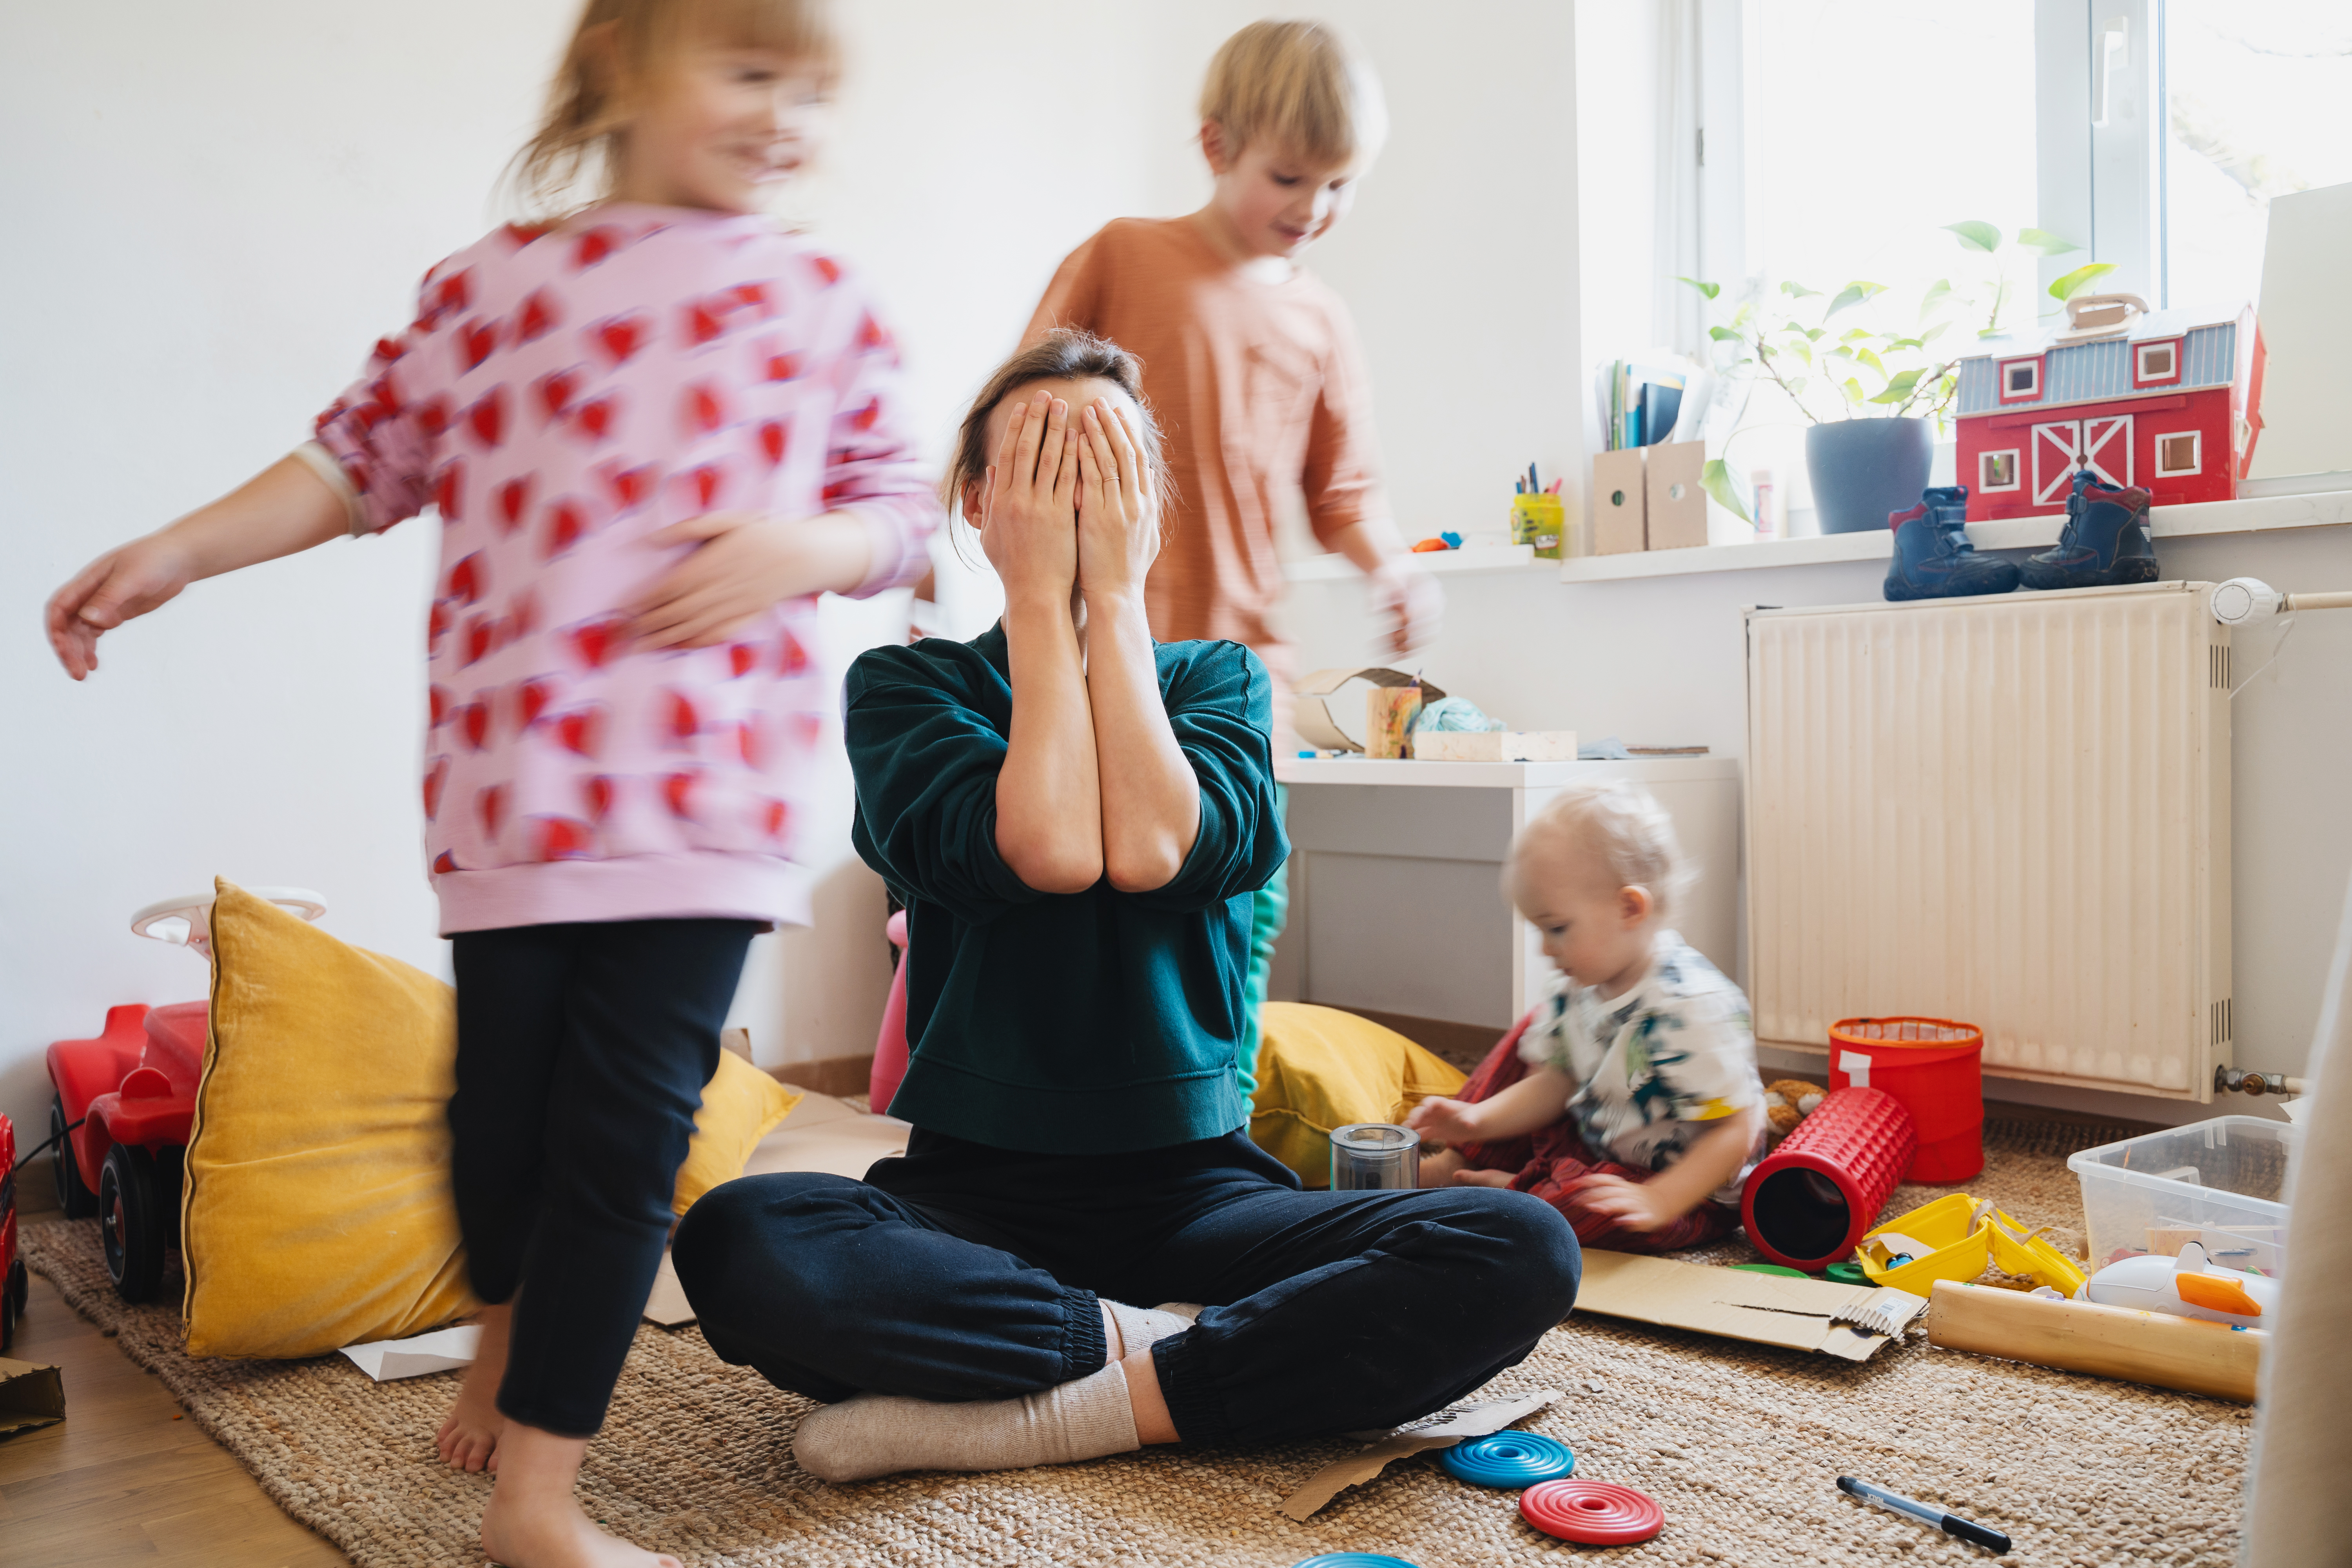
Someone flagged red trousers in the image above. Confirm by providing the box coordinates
[1450,1013,1737,1255]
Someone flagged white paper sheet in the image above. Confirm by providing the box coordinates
[338,1323,481,1381]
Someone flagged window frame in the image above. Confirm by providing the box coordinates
[2155,428,2202,478]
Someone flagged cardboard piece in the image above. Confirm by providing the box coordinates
[1292,669,1448,754]
[1278,1388,1560,1520]
[1643,439,1709,549]
[338,1324,481,1382]
[0,1357,66,1438]
[644,1093,911,1327]
[1573,1251,1926,1361]
[1412,730,1579,763]
[1592,448,1648,554]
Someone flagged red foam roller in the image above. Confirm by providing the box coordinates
[1740,1085,1916,1270]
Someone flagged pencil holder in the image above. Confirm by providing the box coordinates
[1510,494,1565,560]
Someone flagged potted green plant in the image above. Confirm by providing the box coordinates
[1683,223,2114,533]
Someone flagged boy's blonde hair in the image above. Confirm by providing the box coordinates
[1199,20,1387,167]
[511,0,841,219]
[1509,780,1694,921]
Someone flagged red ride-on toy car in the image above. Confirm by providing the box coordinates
[47,888,326,1302]
[2,1113,29,1352]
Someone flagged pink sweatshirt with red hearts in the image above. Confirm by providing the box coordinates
[307,203,938,936]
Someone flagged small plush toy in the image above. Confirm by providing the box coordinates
[1762,1079,1825,1137]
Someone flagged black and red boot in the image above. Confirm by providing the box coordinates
[2021,470,2156,590]
[1883,485,2019,601]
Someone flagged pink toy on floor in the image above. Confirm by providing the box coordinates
[869,910,911,1114]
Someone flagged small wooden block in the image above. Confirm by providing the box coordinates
[1592,448,1648,554]
[1412,730,1579,762]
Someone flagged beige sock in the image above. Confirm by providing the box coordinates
[1103,1300,1195,1360]
[793,1363,1141,1483]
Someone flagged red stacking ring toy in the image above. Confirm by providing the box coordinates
[1520,1479,1665,1545]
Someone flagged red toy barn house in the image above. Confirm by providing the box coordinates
[1952,306,2265,521]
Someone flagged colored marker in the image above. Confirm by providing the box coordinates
[1838,1477,2009,1554]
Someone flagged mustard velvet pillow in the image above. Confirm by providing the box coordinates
[671,1049,800,1218]
[1249,1002,1469,1187]
[183,880,800,1359]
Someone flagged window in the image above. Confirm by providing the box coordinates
[2134,339,2180,385]
[2156,430,2202,477]
[2001,358,2043,401]
[2160,2,2352,310]
[1981,449,2022,492]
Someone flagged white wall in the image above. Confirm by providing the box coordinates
[0,0,1180,1143]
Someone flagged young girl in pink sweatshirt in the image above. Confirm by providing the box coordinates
[43,3,933,1563]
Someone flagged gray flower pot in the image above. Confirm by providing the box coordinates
[1805,417,1934,534]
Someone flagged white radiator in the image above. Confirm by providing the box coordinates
[1745,582,2231,1099]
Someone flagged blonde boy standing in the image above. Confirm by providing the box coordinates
[1026,20,1437,1089]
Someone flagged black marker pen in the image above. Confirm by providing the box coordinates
[1838,1475,2011,1554]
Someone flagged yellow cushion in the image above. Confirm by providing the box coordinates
[182,880,800,1359]
[1249,1002,1469,1188]
[671,1049,801,1218]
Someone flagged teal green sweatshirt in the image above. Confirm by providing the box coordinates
[845,625,1289,1154]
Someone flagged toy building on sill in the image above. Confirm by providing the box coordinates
[1952,299,2266,521]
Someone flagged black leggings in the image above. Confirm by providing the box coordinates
[672,1128,1581,1446]
[449,918,757,1437]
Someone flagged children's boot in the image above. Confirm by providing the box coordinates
[1882,485,2019,601]
[2020,469,2156,590]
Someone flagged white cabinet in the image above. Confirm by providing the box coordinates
[1272,757,1744,1031]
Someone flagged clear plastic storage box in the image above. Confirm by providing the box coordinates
[2067,1116,2298,1276]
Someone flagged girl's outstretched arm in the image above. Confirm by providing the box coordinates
[1076,399,1198,893]
[985,391,1103,894]
[45,454,347,680]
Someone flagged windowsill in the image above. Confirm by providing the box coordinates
[1282,543,1544,583]
[1547,488,2352,583]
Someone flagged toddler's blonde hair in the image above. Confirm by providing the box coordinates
[1199,20,1387,167]
[1508,780,1693,922]
[511,0,841,219]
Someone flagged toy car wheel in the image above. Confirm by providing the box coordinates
[0,1259,22,1354]
[51,1094,99,1219]
[100,1144,170,1303]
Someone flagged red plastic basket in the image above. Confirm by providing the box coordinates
[1740,1086,1916,1269]
[1827,1017,1985,1182]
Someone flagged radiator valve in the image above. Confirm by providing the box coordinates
[2214,1064,2306,1098]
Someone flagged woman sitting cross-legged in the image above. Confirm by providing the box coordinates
[672,330,1581,1481]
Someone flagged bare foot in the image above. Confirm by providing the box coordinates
[483,1419,681,1568]
[437,1301,511,1472]
[1452,1168,1517,1188]
[481,1487,680,1568]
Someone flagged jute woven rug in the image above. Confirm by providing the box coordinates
[23,1120,2250,1568]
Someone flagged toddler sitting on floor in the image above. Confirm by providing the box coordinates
[1408,780,1765,1252]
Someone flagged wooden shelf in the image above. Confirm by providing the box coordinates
[1282,542,1543,582]
[1545,488,2352,584]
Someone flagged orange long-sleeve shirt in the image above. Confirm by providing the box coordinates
[1026,216,1388,694]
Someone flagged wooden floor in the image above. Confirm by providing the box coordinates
[0,1270,348,1567]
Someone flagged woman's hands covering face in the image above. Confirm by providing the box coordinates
[979,389,1080,604]
[1074,398,1158,604]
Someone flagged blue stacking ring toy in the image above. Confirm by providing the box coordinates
[1291,1556,1423,1568]
[1438,1431,1577,1488]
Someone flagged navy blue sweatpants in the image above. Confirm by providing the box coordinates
[672,1127,1581,1446]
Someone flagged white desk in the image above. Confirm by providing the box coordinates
[1270,756,1744,1031]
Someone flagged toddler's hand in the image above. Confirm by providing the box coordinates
[1074,398,1158,605]
[1568,1174,1678,1233]
[627,510,844,650]
[980,389,1080,606]
[45,534,199,680]
[1405,1095,1482,1149]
